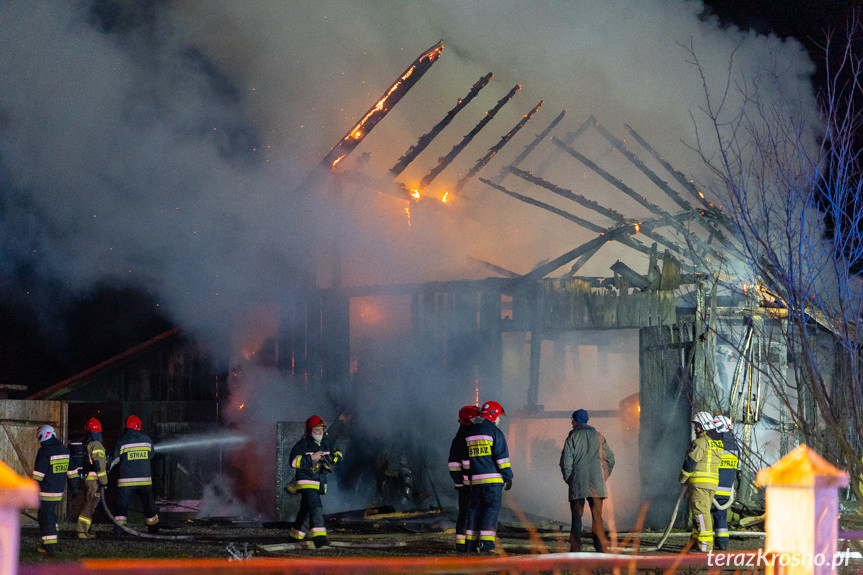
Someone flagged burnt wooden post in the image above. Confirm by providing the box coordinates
[0,460,39,575]
[756,444,849,575]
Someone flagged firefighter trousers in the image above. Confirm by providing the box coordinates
[77,479,101,534]
[711,495,730,550]
[38,499,60,549]
[688,486,715,552]
[291,490,328,546]
[455,486,470,552]
[466,484,503,553]
[115,485,159,533]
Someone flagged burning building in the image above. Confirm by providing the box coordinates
[2,3,845,535]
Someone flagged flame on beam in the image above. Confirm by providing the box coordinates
[320,41,445,171]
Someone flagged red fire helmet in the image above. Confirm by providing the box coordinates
[125,415,142,431]
[305,415,326,436]
[86,418,102,433]
[458,405,480,425]
[480,401,506,423]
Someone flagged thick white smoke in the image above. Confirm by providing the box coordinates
[1,1,818,524]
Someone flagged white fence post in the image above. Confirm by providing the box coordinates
[756,444,849,575]
[0,460,40,575]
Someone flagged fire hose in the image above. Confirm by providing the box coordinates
[612,483,740,553]
[98,485,196,540]
[609,484,685,553]
[712,484,735,511]
[643,484,686,552]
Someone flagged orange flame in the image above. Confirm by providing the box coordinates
[441,192,449,203]
[410,188,420,200]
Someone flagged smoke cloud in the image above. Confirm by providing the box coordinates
[1,1,818,524]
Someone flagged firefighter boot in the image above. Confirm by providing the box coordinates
[313,535,330,549]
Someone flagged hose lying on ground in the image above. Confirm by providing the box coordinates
[99,485,196,540]
[609,484,686,553]
[611,484,752,553]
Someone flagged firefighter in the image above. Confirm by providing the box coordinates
[288,415,343,549]
[110,415,159,535]
[464,400,513,554]
[33,424,76,553]
[448,404,480,553]
[711,414,739,550]
[678,411,723,552]
[75,418,109,538]
[559,409,615,552]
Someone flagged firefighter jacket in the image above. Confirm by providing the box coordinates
[716,431,740,497]
[111,428,154,488]
[289,433,342,493]
[448,425,471,487]
[33,436,75,502]
[84,431,109,486]
[560,423,615,500]
[463,418,513,486]
[678,430,723,490]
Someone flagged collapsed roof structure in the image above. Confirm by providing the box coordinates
[284,40,800,527]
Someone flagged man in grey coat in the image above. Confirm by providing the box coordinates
[559,409,615,552]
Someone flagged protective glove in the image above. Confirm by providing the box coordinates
[503,480,512,491]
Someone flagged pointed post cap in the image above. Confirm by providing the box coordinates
[756,444,849,488]
[0,459,40,508]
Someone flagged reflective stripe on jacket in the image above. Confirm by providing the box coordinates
[289,434,342,493]
[448,424,471,487]
[33,437,73,501]
[716,431,740,497]
[112,429,154,487]
[679,433,723,489]
[464,418,512,486]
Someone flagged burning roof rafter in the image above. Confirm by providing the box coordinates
[319,40,445,171]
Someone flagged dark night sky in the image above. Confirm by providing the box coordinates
[1,1,859,397]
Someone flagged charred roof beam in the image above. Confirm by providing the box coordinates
[419,84,521,189]
[516,212,701,282]
[622,123,740,248]
[454,100,544,192]
[507,167,692,263]
[390,72,493,177]
[550,137,725,265]
[492,110,566,183]
[480,177,696,273]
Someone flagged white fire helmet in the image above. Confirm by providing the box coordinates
[691,411,715,430]
[713,415,732,434]
[37,425,57,442]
